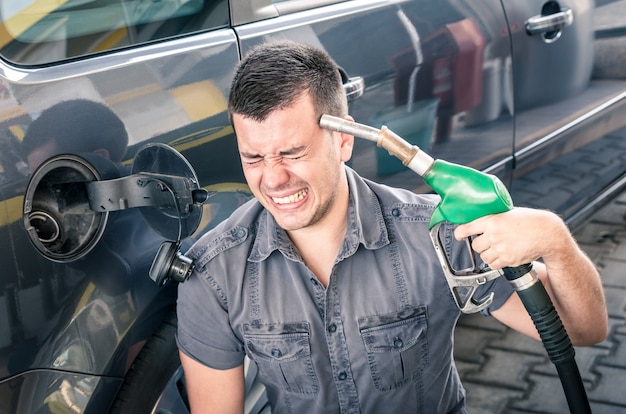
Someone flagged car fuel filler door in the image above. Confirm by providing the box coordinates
[23,143,208,286]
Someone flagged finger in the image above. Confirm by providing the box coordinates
[484,256,503,270]
[479,248,509,270]
[470,234,490,254]
[454,216,488,240]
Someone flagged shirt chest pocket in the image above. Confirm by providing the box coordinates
[243,322,319,395]
[358,306,429,391]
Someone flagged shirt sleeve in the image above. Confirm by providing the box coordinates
[480,274,515,315]
[176,266,246,370]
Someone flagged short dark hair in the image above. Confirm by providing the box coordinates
[22,99,128,163]
[228,40,348,122]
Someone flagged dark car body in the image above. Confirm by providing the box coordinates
[0,0,624,412]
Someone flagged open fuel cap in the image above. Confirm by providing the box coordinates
[129,144,207,286]
[130,143,204,241]
[23,153,119,262]
[23,144,207,264]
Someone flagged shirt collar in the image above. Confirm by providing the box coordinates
[248,166,390,263]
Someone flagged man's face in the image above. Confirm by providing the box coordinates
[233,93,353,233]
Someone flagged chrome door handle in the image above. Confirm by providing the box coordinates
[343,76,364,101]
[526,7,573,42]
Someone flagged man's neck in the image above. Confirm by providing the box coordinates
[287,196,349,288]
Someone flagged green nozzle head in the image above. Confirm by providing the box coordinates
[424,160,514,229]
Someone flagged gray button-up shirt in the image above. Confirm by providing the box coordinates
[177,167,514,413]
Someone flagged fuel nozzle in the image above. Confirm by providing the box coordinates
[423,160,513,229]
[320,114,511,312]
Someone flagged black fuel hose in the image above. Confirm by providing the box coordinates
[502,264,591,414]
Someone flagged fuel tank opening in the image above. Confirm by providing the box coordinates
[23,154,118,262]
[28,210,61,244]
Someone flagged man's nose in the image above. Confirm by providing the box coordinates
[262,158,290,188]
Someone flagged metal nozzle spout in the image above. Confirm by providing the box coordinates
[319,114,434,177]
[319,114,381,143]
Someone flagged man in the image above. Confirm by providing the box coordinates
[177,41,607,413]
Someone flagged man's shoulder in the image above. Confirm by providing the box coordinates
[347,166,439,204]
[359,174,440,210]
[185,198,263,264]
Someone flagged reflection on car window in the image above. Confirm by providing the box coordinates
[0,0,229,65]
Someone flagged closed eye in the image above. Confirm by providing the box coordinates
[241,146,308,165]
[241,156,262,165]
[280,146,308,161]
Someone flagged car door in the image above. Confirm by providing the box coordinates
[504,0,626,222]
[232,0,516,193]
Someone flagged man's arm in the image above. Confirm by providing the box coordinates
[454,207,608,346]
[180,351,245,413]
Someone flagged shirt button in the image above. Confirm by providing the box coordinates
[328,324,337,333]
[271,348,282,358]
[393,338,404,348]
[338,371,347,380]
[392,208,400,217]
[309,277,318,285]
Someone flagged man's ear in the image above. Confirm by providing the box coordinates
[339,115,355,162]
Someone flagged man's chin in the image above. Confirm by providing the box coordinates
[274,217,307,232]
[272,208,315,231]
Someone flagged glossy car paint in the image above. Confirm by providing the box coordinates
[0,0,623,412]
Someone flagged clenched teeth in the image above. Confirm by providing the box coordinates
[272,189,308,204]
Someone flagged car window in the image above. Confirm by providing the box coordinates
[0,0,229,65]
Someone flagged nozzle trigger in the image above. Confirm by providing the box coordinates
[429,223,502,313]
